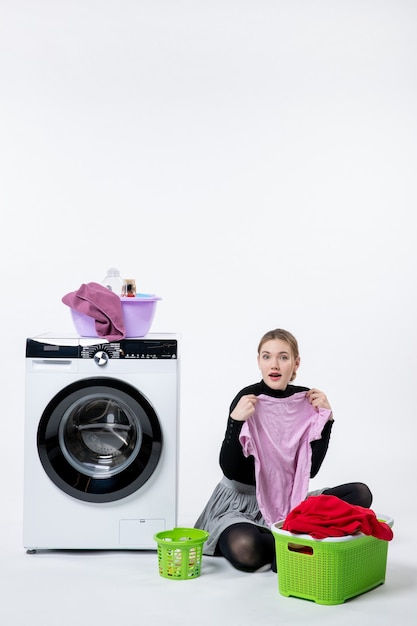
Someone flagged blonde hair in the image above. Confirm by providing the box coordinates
[257,329,300,381]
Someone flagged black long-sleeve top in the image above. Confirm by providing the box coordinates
[219,381,333,485]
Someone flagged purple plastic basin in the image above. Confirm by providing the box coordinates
[70,296,161,338]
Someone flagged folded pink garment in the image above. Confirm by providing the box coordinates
[62,282,125,341]
[282,495,393,541]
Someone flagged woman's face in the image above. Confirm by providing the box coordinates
[257,338,300,390]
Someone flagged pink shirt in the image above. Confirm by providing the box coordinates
[239,392,331,526]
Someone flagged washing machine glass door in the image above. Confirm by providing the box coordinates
[37,378,162,502]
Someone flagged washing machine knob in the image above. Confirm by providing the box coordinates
[94,350,109,366]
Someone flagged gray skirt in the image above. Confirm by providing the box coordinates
[194,476,268,556]
[194,475,326,556]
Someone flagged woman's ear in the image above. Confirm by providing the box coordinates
[293,356,300,375]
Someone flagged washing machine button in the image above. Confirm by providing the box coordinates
[94,350,109,366]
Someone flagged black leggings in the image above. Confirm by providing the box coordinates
[322,482,373,507]
[216,481,372,573]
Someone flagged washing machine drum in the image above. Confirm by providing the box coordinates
[37,378,162,503]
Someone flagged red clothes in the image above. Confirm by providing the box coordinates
[282,495,393,541]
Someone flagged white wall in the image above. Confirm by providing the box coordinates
[1,0,416,531]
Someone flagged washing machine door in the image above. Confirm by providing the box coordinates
[37,378,162,503]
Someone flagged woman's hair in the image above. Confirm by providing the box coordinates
[257,328,300,381]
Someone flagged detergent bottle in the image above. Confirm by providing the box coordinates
[102,268,127,296]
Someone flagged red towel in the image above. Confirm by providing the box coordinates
[282,495,393,541]
[62,282,125,341]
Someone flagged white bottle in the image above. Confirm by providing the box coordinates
[102,268,127,296]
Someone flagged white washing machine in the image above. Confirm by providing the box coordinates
[23,332,179,552]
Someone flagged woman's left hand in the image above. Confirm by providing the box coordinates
[306,388,332,412]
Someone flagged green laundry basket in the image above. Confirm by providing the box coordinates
[271,515,394,605]
[154,528,209,580]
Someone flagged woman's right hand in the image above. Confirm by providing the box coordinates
[230,394,258,422]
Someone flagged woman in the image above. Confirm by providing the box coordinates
[194,328,372,572]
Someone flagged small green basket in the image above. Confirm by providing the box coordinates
[154,528,209,580]
[271,515,393,605]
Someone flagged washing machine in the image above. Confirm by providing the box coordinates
[23,332,179,552]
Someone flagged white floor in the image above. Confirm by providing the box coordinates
[1,513,416,626]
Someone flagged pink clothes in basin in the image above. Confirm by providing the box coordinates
[62,282,126,341]
[239,393,331,526]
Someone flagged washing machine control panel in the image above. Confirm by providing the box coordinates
[26,337,178,360]
[82,339,177,360]
[81,344,122,360]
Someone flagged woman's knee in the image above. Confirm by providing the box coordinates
[217,524,274,572]
[323,482,373,508]
[354,482,373,508]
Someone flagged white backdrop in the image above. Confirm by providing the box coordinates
[1,0,416,534]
